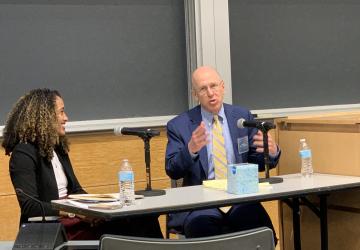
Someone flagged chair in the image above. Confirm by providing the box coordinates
[99,227,275,250]
[166,178,184,238]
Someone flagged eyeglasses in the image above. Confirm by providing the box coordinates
[196,81,223,96]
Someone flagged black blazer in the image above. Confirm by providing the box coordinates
[9,143,85,224]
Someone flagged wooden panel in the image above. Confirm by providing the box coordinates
[276,112,360,250]
[67,129,169,189]
[277,130,360,176]
[262,200,280,244]
[0,148,13,195]
[281,193,360,250]
[277,111,360,124]
[0,195,20,240]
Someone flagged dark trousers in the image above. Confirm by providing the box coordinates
[61,214,163,240]
[183,203,277,244]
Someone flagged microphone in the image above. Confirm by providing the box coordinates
[237,118,276,131]
[16,188,46,222]
[13,189,68,250]
[114,127,160,138]
[236,118,283,184]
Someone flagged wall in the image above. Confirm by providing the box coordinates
[0,0,188,125]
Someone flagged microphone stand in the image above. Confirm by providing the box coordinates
[259,127,283,184]
[16,189,46,222]
[135,132,166,197]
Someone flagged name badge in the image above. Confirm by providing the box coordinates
[237,136,249,154]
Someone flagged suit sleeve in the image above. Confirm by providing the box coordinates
[165,120,198,180]
[9,145,59,220]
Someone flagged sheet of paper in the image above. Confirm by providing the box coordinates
[202,180,227,190]
[68,193,144,202]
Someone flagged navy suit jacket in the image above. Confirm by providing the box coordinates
[165,104,280,229]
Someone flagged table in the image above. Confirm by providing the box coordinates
[0,241,14,250]
[52,173,360,250]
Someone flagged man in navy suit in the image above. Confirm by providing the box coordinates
[165,66,280,240]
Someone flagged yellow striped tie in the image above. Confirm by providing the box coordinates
[213,115,227,180]
[213,115,231,213]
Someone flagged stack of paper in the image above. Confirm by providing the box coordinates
[202,180,273,193]
[66,199,123,210]
[68,193,119,202]
[202,180,227,190]
[66,193,140,210]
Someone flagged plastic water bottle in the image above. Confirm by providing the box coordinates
[299,139,313,177]
[118,159,135,205]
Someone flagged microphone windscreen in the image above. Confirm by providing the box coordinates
[237,118,246,129]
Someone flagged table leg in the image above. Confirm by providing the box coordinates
[292,198,301,250]
[319,195,328,250]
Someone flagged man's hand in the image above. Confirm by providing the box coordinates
[253,130,278,157]
[188,121,209,154]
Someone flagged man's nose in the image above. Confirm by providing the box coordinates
[206,87,214,96]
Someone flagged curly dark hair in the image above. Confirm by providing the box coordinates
[2,88,69,160]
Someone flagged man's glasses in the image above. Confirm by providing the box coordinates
[196,81,223,96]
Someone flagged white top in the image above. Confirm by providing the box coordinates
[51,151,68,198]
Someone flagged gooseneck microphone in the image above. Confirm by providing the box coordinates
[16,188,46,222]
[237,118,276,131]
[13,188,68,250]
[114,127,160,138]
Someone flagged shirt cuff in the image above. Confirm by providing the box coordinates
[190,151,199,159]
[269,146,280,159]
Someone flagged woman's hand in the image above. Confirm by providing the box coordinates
[60,210,104,227]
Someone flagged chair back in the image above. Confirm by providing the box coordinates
[171,178,184,188]
[166,178,185,238]
[100,227,275,250]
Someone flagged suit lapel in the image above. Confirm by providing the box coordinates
[188,106,209,178]
[224,104,243,163]
[55,150,72,185]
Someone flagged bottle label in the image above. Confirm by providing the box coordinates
[119,171,134,181]
[299,149,311,158]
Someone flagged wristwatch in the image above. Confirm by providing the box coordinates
[67,213,76,218]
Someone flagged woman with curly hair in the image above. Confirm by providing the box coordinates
[2,88,162,240]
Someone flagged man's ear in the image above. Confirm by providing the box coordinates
[192,88,199,101]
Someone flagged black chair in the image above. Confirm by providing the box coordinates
[100,227,275,250]
[165,178,184,238]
